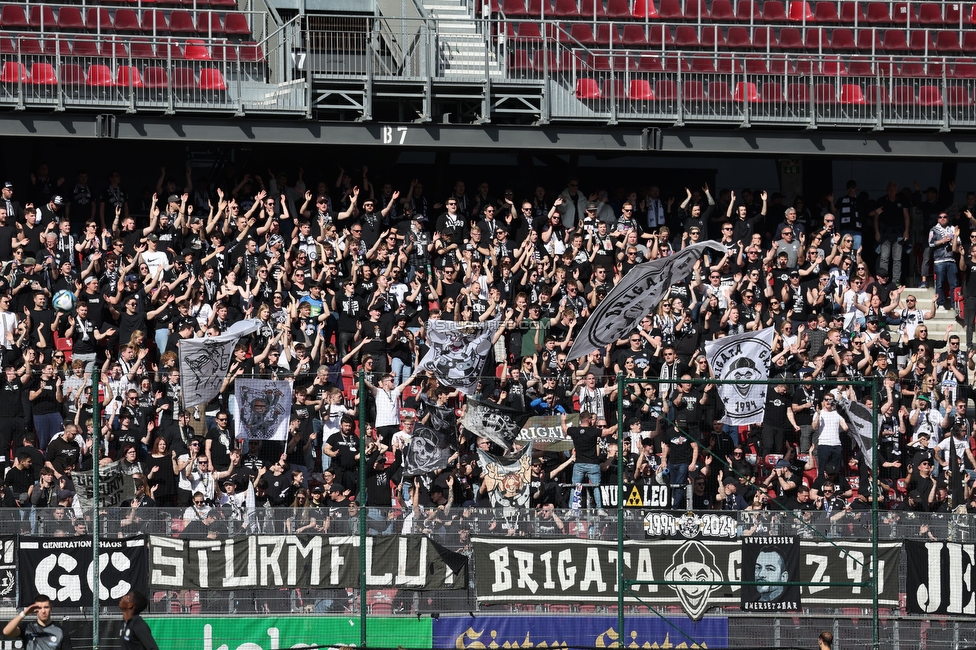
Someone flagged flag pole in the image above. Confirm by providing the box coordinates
[91,366,101,650]
[358,368,367,646]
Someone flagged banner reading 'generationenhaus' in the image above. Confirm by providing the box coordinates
[149,534,467,591]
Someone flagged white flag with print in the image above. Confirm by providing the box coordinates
[705,327,776,426]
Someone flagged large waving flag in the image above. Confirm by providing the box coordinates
[418,317,501,395]
[569,241,726,360]
[179,319,262,407]
[705,327,777,425]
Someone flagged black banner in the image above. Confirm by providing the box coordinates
[906,540,976,615]
[402,426,456,478]
[149,534,467,591]
[18,536,148,607]
[474,537,899,620]
[462,398,530,451]
[0,536,14,601]
[740,536,800,611]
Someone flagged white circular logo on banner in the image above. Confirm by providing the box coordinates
[710,335,774,420]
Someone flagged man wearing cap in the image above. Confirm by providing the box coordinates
[909,394,942,450]
[36,196,62,230]
[810,461,852,501]
[929,212,958,308]
[717,475,748,511]
[763,459,799,510]
[141,234,169,279]
[0,182,21,222]
[906,452,939,510]
[811,393,847,473]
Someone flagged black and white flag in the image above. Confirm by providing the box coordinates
[569,241,725,360]
[402,425,456,478]
[705,327,776,425]
[461,398,530,451]
[233,379,292,441]
[179,319,262,407]
[418,317,501,395]
[477,442,534,508]
[836,396,874,469]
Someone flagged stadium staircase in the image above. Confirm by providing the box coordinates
[423,0,503,76]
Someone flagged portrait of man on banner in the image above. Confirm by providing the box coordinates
[740,537,801,611]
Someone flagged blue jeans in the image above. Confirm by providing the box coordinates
[817,444,843,475]
[33,412,63,452]
[391,357,412,386]
[669,462,689,509]
[934,261,958,306]
[572,462,603,509]
[154,328,169,355]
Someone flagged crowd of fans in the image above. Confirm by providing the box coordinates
[0,161,975,542]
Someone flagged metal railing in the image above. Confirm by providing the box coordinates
[0,28,306,114]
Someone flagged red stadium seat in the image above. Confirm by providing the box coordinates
[830,28,856,50]
[857,28,882,52]
[195,12,226,35]
[840,1,864,23]
[657,0,683,19]
[628,79,654,100]
[715,56,742,73]
[552,0,581,17]
[753,26,772,49]
[733,81,761,102]
[708,81,731,102]
[86,8,113,31]
[847,57,874,75]
[864,2,890,23]
[760,1,787,21]
[909,30,934,52]
[813,2,838,22]
[183,39,212,60]
[0,5,29,30]
[890,84,916,104]
[172,67,197,89]
[100,41,129,58]
[892,2,915,23]
[199,67,227,91]
[592,54,629,71]
[684,0,708,20]
[945,2,962,24]
[775,27,803,49]
[945,86,971,106]
[238,41,264,62]
[575,78,601,99]
[821,55,846,75]
[674,26,700,48]
[787,82,810,102]
[60,63,85,86]
[116,65,145,88]
[935,31,962,53]
[882,30,908,52]
[142,9,169,32]
[169,10,197,34]
[603,79,627,101]
[813,82,835,103]
[735,0,757,20]
[710,0,734,20]
[744,55,771,74]
[682,80,705,101]
[57,7,86,31]
[898,57,925,76]
[211,43,239,62]
[517,22,544,40]
[86,64,115,87]
[926,60,944,78]
[917,2,946,24]
[603,0,632,18]
[839,83,865,104]
[568,23,597,45]
[646,25,674,46]
[865,83,889,104]
[28,5,56,30]
[654,79,677,100]
[803,27,827,50]
[689,56,716,73]
[501,0,528,16]
[795,57,817,75]
[952,58,976,78]
[632,0,658,18]
[701,25,727,48]
[72,38,100,57]
[635,55,664,71]
[787,1,813,22]
[761,81,785,102]
[917,84,942,106]
[0,61,26,84]
[223,14,252,36]
[726,26,752,48]
[620,24,648,46]
[144,66,170,88]
[29,62,57,85]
